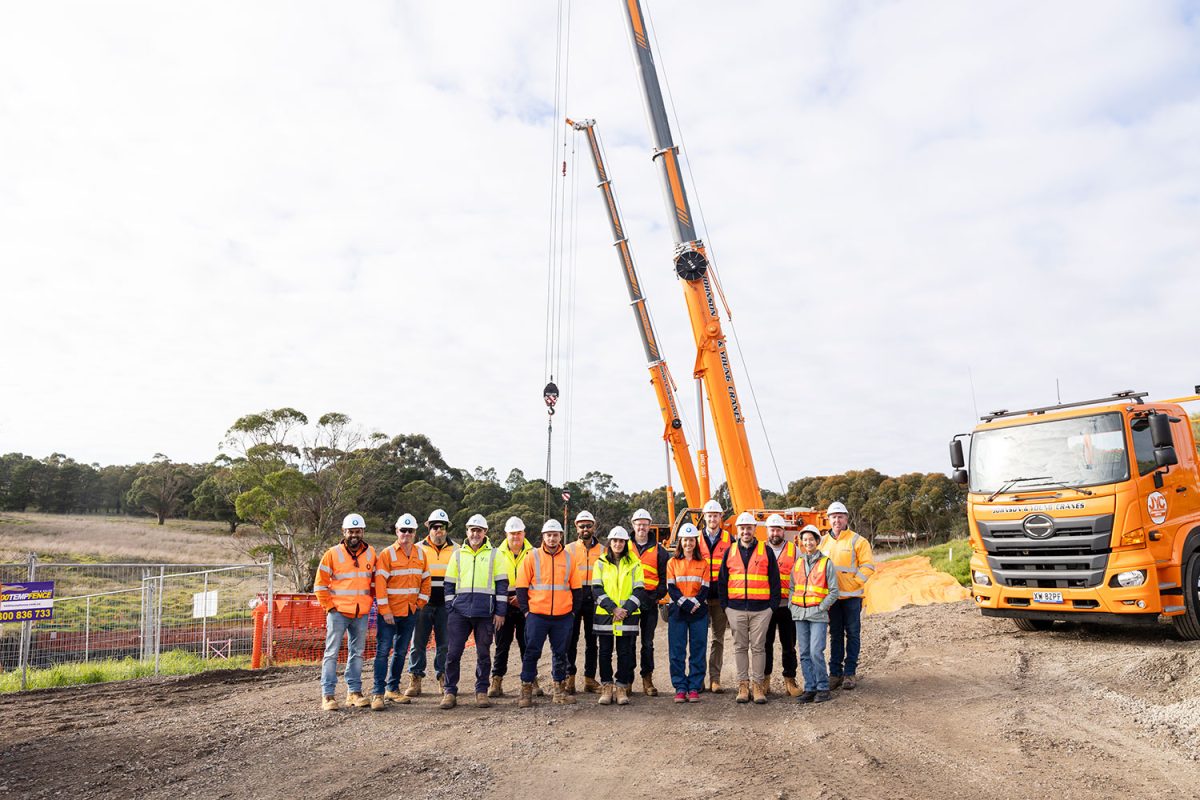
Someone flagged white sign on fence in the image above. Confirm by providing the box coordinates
[192,590,218,619]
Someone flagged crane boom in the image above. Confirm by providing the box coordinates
[618,0,764,514]
[567,117,703,512]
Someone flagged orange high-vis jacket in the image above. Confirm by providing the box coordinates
[517,545,583,616]
[565,539,604,585]
[819,529,877,599]
[665,555,709,599]
[374,542,431,617]
[314,542,377,617]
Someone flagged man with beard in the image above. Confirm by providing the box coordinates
[315,513,377,711]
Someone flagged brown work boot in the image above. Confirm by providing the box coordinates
[710,680,724,694]
[384,689,410,704]
[321,695,338,711]
[564,675,576,694]
[518,682,534,708]
[439,692,457,710]
[784,677,802,697]
[487,676,504,698]
[842,675,858,690]
[346,691,370,708]
[404,675,422,697]
[615,684,630,706]
[552,681,577,705]
[752,681,767,704]
[583,676,601,693]
[370,694,385,711]
[475,692,491,708]
[829,675,844,690]
[761,676,773,696]
[436,673,445,692]
[641,674,659,696]
[735,681,751,704]
[532,677,545,697]
[598,683,614,705]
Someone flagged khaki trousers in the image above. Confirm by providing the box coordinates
[726,607,772,683]
[707,599,728,683]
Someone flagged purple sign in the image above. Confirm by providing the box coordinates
[0,580,55,623]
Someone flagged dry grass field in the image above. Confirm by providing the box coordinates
[0,512,248,564]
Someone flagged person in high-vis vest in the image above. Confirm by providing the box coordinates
[820,501,876,691]
[762,514,801,697]
[440,514,507,710]
[406,508,454,698]
[665,523,709,702]
[564,510,604,694]
[314,513,377,711]
[630,508,668,696]
[489,516,535,698]
[790,524,838,703]
[697,498,734,693]
[718,512,781,705]
[515,519,584,707]
[592,526,647,706]
[370,513,431,710]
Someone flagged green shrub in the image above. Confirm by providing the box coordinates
[0,650,251,693]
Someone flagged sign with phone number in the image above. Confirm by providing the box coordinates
[0,581,55,623]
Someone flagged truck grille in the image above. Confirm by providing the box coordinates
[976,514,1113,589]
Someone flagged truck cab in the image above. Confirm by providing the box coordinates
[950,389,1200,638]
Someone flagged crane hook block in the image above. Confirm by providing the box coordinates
[544,382,560,416]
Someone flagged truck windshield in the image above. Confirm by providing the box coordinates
[969,412,1129,494]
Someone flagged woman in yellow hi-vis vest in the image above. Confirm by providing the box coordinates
[790,524,839,703]
[591,525,647,705]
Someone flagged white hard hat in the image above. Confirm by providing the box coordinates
[677,523,700,539]
[466,513,489,530]
[607,525,630,540]
[541,519,564,534]
[765,514,786,529]
[504,516,525,534]
[799,524,822,539]
[735,512,757,527]
[395,513,418,530]
[827,502,849,516]
[342,513,366,530]
[427,509,450,525]
[631,508,652,522]
[702,499,723,514]
[575,510,596,523]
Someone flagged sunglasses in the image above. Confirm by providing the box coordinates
[577,523,594,529]
[397,528,416,534]
[429,524,447,531]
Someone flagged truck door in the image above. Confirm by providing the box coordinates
[1130,411,1200,569]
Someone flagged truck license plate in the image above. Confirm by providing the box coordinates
[1033,591,1063,604]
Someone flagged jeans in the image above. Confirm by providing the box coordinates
[408,603,448,678]
[726,607,772,683]
[795,619,830,691]
[667,609,708,693]
[706,599,728,685]
[637,599,659,676]
[598,634,637,685]
[828,597,863,677]
[764,605,798,678]
[321,610,369,697]
[371,612,418,696]
[568,595,598,678]
[492,602,526,677]
[444,609,495,696]
[521,613,573,683]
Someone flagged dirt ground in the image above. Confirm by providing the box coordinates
[2,601,1199,800]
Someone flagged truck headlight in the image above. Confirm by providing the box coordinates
[1115,570,1146,588]
[973,570,992,587]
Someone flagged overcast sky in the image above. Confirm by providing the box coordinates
[2,1,1198,496]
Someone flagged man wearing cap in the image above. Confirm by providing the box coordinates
[440,514,507,709]
[406,509,454,698]
[314,513,377,711]
[516,519,584,707]
[699,498,734,692]
[489,516,534,698]
[630,508,668,695]
[718,512,781,704]
[820,502,877,690]
[370,513,430,710]
[763,514,801,697]
[564,510,604,693]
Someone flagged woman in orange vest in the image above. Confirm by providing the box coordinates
[665,523,709,702]
[789,524,839,703]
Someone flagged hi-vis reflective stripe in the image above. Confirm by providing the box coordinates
[389,568,425,577]
[594,622,640,633]
[454,547,499,591]
[318,564,332,574]
[326,588,363,596]
[387,587,420,595]
[532,548,573,590]
[333,571,373,579]
[671,575,706,584]
[831,533,872,582]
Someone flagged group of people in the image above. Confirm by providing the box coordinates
[314,499,876,710]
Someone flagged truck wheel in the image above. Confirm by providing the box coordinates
[1171,552,1200,640]
[1013,618,1053,632]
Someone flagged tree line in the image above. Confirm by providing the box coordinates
[0,408,965,589]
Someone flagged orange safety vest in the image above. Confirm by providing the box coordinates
[374,543,431,617]
[790,555,831,608]
[771,541,798,599]
[314,542,377,617]
[725,542,772,602]
[665,555,709,598]
[565,539,604,585]
[418,538,455,592]
[699,529,734,583]
[517,545,583,616]
[635,541,662,592]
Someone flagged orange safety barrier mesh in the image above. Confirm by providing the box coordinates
[863,556,970,616]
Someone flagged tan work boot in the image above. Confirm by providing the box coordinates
[436,673,445,692]
[475,692,491,708]
[552,681,577,705]
[321,695,338,711]
[642,674,659,696]
[598,683,614,705]
[843,675,858,690]
[439,692,457,710]
[564,675,576,694]
[370,694,385,711]
[784,676,802,697]
[583,676,601,693]
[532,677,545,697]
[346,691,370,708]
[384,689,410,704]
[735,681,751,704]
[710,680,724,694]
[487,676,504,698]
[615,684,630,705]
[752,681,768,704]
[518,682,534,708]
[404,675,423,697]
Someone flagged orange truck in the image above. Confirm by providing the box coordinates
[950,388,1200,638]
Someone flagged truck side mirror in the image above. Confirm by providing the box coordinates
[1150,414,1174,448]
[952,469,968,485]
[949,439,966,469]
[1155,446,1178,468]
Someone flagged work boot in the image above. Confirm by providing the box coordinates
[829,675,843,690]
[752,681,767,704]
[798,691,816,704]
[784,677,802,697]
[518,682,534,708]
[439,692,457,710]
[761,676,772,696]
[735,681,751,704]
[404,675,423,697]
[384,689,410,704]
[436,673,445,692]
[842,675,857,690]
[321,695,338,711]
[564,675,576,694]
[346,691,370,709]
[615,684,630,706]
[532,677,545,697]
[370,695,385,711]
[814,689,833,703]
[710,680,724,694]
[475,692,491,708]
[598,683,614,706]
[552,681,577,705]
[584,676,601,693]
[487,676,504,698]
[642,674,659,696]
